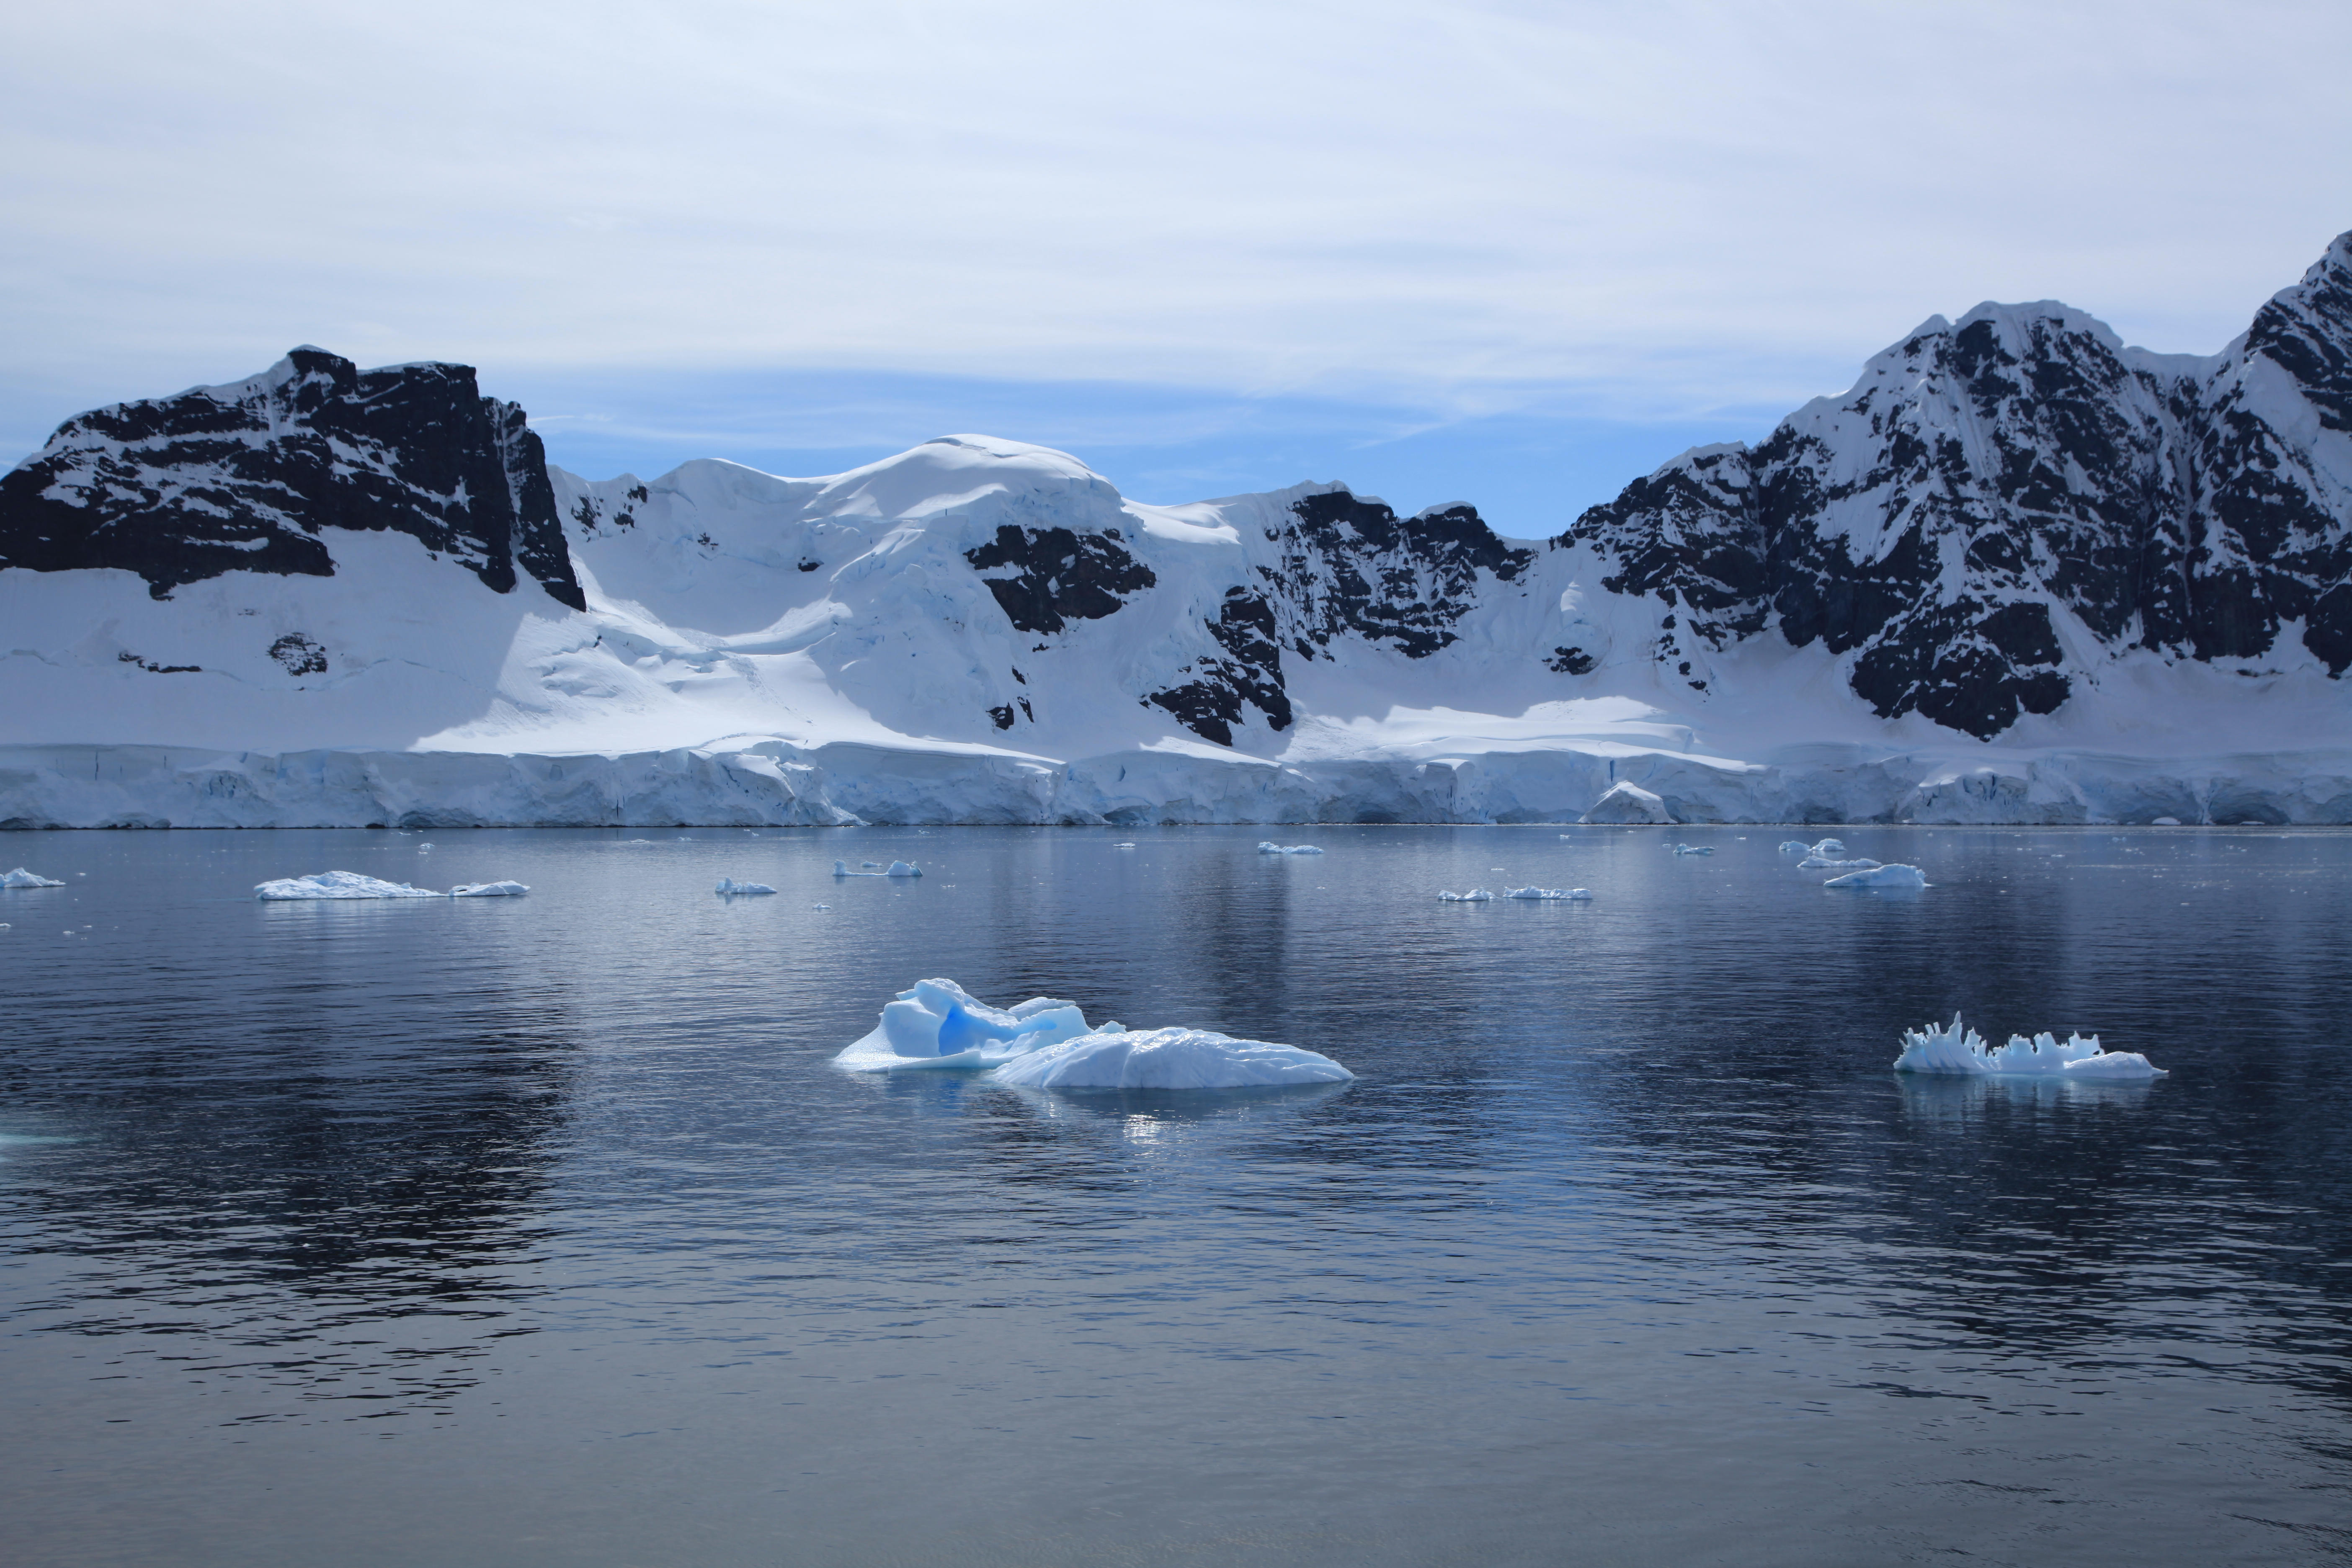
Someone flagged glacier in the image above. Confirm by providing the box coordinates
[6,233,2352,828]
[1893,1016,2166,1081]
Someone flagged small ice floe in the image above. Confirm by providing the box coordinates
[833,859,922,877]
[1800,856,1882,870]
[1506,886,1592,900]
[834,978,1352,1088]
[810,902,830,911]
[1822,864,1927,888]
[1894,1015,2166,1081]
[1114,842,1137,849]
[1777,841,1812,854]
[257,870,442,900]
[1258,842,1323,855]
[2151,817,2181,826]
[1438,889,1494,902]
[1670,844,1714,856]
[2,868,66,888]
[450,881,529,897]
[992,1027,1354,1090]
[714,878,777,896]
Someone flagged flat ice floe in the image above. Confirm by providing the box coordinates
[1258,842,1323,855]
[1894,1015,2167,1081]
[256,870,527,899]
[992,1027,1354,1090]
[1670,843,1715,856]
[1438,889,1494,901]
[258,870,443,900]
[1800,856,1882,870]
[1507,886,1592,900]
[714,877,778,895]
[833,859,922,877]
[1822,863,1927,887]
[2,868,65,888]
[834,977,1352,1088]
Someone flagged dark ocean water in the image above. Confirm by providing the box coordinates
[2,824,2348,1567]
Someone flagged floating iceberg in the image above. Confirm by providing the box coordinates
[1581,780,1675,824]
[833,859,923,877]
[991,1026,1354,1090]
[1438,889,1494,901]
[1257,841,1323,855]
[450,881,529,897]
[714,878,776,895]
[2,868,65,888]
[834,978,1353,1089]
[1777,840,1813,854]
[1506,886,1592,900]
[1114,842,1137,848]
[1893,1015,2166,1081]
[835,978,1097,1071]
[1800,856,1882,870]
[1670,843,1715,856]
[257,870,443,900]
[1808,838,1847,856]
[1822,863,1927,887]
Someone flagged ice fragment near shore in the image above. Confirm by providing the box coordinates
[257,870,443,900]
[714,878,776,895]
[1582,781,1674,824]
[992,1027,1354,1089]
[1258,841,1323,855]
[1894,1015,2166,1081]
[1822,863,1926,887]
[2,868,65,888]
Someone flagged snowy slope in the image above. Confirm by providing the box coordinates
[4,237,2351,828]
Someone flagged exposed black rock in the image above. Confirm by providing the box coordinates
[1148,589,1293,746]
[965,524,1156,634]
[1561,230,2352,739]
[1261,493,1534,659]
[0,347,585,609]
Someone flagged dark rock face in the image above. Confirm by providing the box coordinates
[1148,590,1294,746]
[964,524,1156,634]
[1563,232,2352,739]
[0,348,584,609]
[1261,492,1534,659]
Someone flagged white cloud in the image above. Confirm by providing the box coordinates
[3,0,2349,427]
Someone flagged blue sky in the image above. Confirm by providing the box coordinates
[5,0,2349,534]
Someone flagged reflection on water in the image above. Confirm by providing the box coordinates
[1,824,2349,1567]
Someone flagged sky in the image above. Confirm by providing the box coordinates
[4,0,2349,537]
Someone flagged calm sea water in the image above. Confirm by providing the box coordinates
[2,825,2349,1567]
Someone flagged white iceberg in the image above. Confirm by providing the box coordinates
[1581,780,1675,824]
[1777,840,1813,854]
[714,878,776,895]
[834,978,1353,1089]
[1808,838,1847,856]
[1800,856,1882,870]
[1822,863,1927,887]
[1670,843,1715,856]
[835,977,1097,1071]
[1506,886,1592,900]
[833,859,923,877]
[1894,1015,2166,1081]
[257,869,442,900]
[450,880,529,897]
[1438,889,1494,901]
[2,868,65,888]
[991,1026,1354,1090]
[1257,841,1323,855]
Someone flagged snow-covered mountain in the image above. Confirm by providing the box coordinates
[3,236,2349,828]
